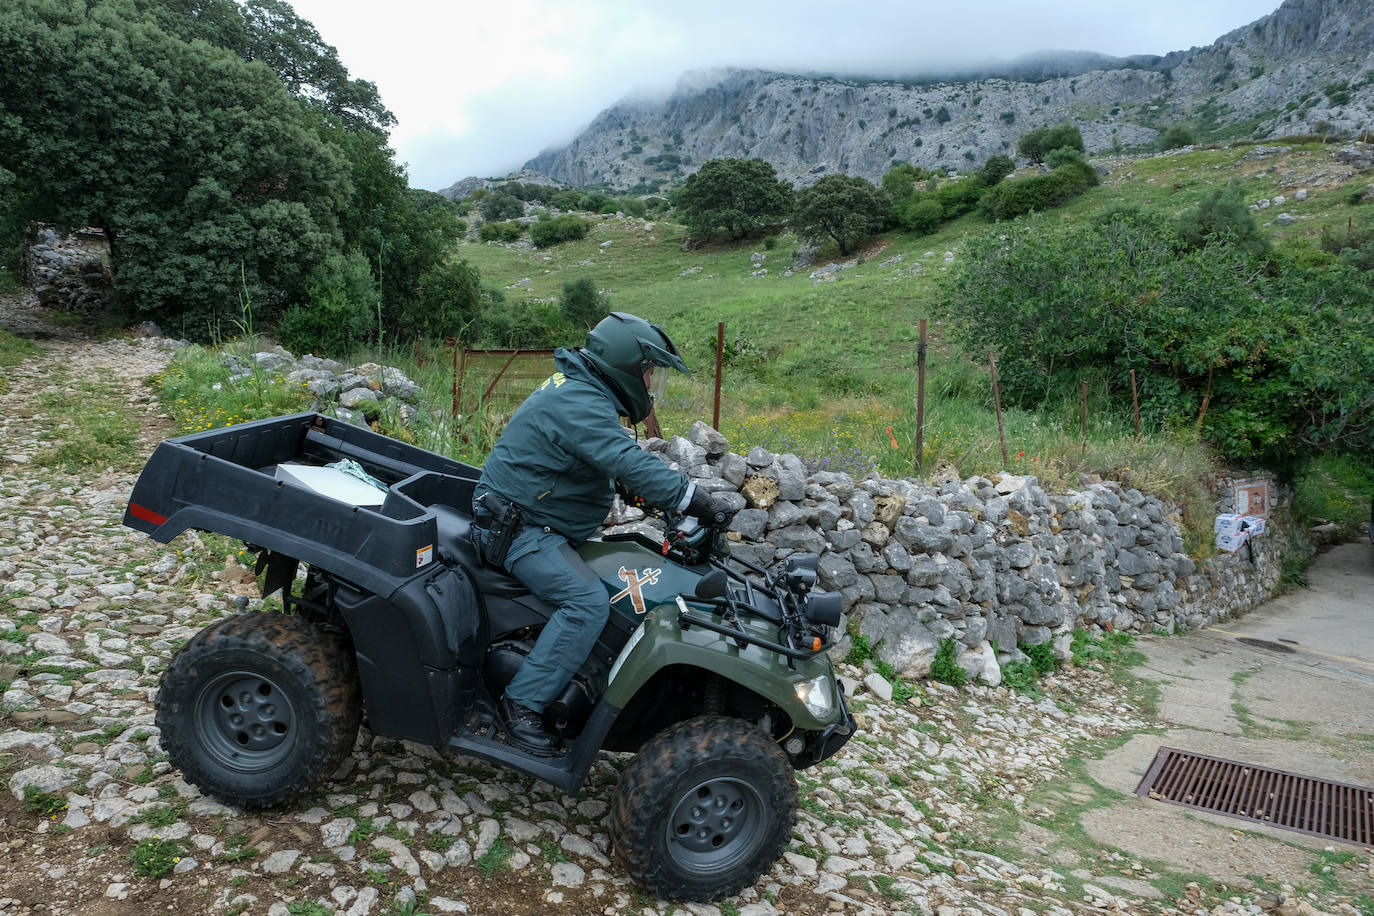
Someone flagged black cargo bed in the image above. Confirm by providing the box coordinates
[124,412,482,597]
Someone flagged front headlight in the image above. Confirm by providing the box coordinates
[795,674,835,718]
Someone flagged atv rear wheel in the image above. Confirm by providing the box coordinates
[156,612,361,809]
[609,715,796,902]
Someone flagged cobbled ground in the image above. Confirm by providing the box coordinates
[0,294,1361,916]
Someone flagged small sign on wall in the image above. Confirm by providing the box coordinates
[1234,478,1271,519]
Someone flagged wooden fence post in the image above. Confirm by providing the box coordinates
[713,321,725,431]
[1197,366,1215,429]
[1080,380,1088,452]
[989,352,1009,468]
[1130,369,1141,438]
[449,340,461,419]
[915,318,927,470]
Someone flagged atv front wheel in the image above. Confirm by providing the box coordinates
[156,612,361,809]
[609,715,797,901]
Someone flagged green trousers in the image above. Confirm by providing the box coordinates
[496,525,609,713]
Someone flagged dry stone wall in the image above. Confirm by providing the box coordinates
[24,226,111,314]
[628,421,1297,688]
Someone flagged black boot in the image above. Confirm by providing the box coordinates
[497,696,563,757]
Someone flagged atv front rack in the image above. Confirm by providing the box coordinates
[673,546,838,666]
[676,600,832,661]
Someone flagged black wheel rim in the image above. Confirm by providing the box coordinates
[194,669,297,773]
[665,776,767,875]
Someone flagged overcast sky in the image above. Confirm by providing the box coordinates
[283,0,1284,191]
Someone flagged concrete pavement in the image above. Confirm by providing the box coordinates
[1082,541,1374,892]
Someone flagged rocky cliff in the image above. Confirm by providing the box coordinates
[488,0,1373,192]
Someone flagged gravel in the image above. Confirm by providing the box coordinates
[1,297,1362,916]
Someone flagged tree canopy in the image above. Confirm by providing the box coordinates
[675,158,793,241]
[1016,123,1085,164]
[793,174,889,256]
[939,207,1374,465]
[0,0,465,345]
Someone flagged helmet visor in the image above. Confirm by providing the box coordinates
[644,363,669,409]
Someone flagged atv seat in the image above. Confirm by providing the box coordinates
[429,503,529,599]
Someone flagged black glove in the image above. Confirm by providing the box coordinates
[686,487,735,528]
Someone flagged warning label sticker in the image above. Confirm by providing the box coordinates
[416,544,434,568]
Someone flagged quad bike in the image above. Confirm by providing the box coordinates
[123,412,855,901]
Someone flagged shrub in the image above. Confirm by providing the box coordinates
[550,189,584,211]
[582,192,614,212]
[478,220,524,243]
[1043,146,1085,169]
[978,154,1015,187]
[559,278,606,330]
[934,106,951,124]
[405,258,487,342]
[1177,184,1268,256]
[895,195,944,234]
[979,157,1098,220]
[477,299,571,349]
[479,192,523,221]
[932,178,986,219]
[529,214,590,248]
[1157,124,1197,150]
[275,251,375,358]
[882,162,934,199]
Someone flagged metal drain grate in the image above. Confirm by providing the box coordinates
[1136,747,1374,845]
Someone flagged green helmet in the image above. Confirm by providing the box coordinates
[582,312,689,423]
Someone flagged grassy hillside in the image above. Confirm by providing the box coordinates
[148,140,1373,547]
[450,140,1374,545]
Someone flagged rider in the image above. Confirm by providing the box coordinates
[474,312,729,756]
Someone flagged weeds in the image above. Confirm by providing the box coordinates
[475,837,513,877]
[930,637,966,686]
[218,833,259,863]
[286,903,331,916]
[130,803,187,828]
[22,785,67,819]
[130,838,186,877]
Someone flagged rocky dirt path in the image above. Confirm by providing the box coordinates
[0,294,1361,916]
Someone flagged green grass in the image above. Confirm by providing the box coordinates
[29,374,141,472]
[0,329,40,392]
[153,343,313,435]
[450,151,1277,543]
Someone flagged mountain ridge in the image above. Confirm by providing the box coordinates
[441,0,1374,195]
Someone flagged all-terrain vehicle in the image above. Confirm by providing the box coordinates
[123,412,855,901]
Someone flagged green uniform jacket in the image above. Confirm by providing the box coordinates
[477,348,690,543]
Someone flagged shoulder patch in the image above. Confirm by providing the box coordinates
[537,371,568,392]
